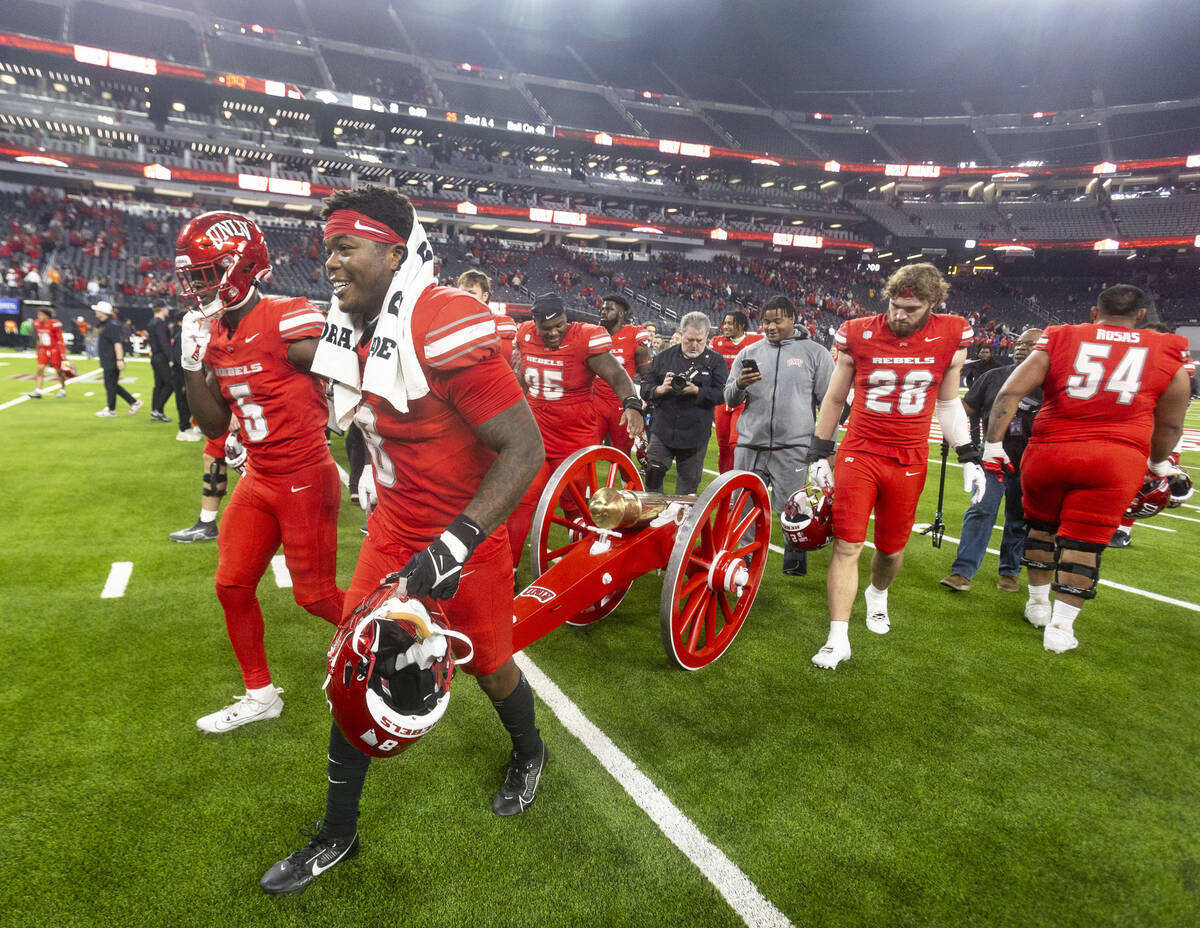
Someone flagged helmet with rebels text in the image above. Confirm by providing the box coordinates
[324,575,472,759]
[175,211,272,318]
[780,484,834,550]
[1124,472,1172,520]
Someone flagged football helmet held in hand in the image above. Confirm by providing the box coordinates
[1166,470,1193,508]
[1124,472,1172,520]
[780,484,834,550]
[175,211,272,318]
[324,576,473,759]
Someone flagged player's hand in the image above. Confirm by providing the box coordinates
[963,462,987,505]
[357,465,377,512]
[982,441,1012,482]
[223,434,247,476]
[397,514,486,600]
[621,408,644,439]
[808,457,834,492]
[180,310,211,372]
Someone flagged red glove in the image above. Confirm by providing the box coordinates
[982,441,1012,482]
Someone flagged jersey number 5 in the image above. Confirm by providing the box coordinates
[228,382,269,441]
[1066,343,1147,405]
[524,368,564,400]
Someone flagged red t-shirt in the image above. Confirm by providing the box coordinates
[593,323,651,402]
[516,320,612,460]
[204,295,330,475]
[836,312,973,464]
[356,286,525,545]
[34,318,65,352]
[1030,322,1189,452]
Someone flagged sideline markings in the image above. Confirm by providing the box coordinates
[101,561,133,599]
[271,555,293,588]
[516,652,794,928]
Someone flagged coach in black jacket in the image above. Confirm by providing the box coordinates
[147,303,174,420]
[639,311,727,494]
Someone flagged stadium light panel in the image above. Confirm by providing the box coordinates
[0,74,15,85]
[172,101,186,112]
[93,180,134,191]
[964,239,976,248]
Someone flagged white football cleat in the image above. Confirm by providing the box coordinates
[1024,601,1051,628]
[1043,625,1079,653]
[197,687,283,733]
[811,642,851,669]
[864,586,890,635]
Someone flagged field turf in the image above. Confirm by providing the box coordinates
[2,351,1197,928]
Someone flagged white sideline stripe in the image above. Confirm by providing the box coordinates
[705,468,1199,611]
[515,652,794,928]
[0,367,104,411]
[1160,511,1200,524]
[271,555,293,588]
[101,561,133,598]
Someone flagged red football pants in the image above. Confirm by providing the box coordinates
[1020,441,1147,545]
[713,404,744,474]
[214,457,344,689]
[832,451,927,554]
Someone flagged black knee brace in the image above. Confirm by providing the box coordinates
[1020,535,1056,571]
[202,459,228,498]
[1051,537,1105,600]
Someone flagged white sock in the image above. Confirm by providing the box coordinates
[199,509,217,524]
[827,622,849,648]
[248,683,277,701]
[1050,601,1080,631]
[1028,583,1050,604]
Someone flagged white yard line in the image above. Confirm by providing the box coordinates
[270,555,293,588]
[516,653,794,928]
[101,561,133,599]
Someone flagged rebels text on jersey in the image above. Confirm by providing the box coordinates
[204,295,329,475]
[836,312,972,462]
[1029,323,1189,451]
[517,319,612,459]
[593,324,651,402]
[355,286,525,545]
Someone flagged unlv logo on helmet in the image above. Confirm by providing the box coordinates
[780,485,834,550]
[176,210,272,318]
[206,217,253,248]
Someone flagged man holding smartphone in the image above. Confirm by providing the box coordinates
[724,296,834,576]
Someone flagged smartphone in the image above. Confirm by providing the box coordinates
[742,359,759,374]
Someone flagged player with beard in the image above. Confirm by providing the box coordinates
[260,185,546,895]
[506,292,643,571]
[177,211,345,732]
[807,263,985,669]
[710,310,764,473]
[593,293,651,455]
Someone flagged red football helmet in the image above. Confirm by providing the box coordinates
[323,577,473,759]
[780,484,834,549]
[175,211,272,318]
[1125,472,1172,520]
[60,359,77,378]
[1166,470,1193,508]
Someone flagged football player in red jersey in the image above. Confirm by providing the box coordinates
[807,263,985,669]
[593,293,651,455]
[456,268,517,363]
[28,308,68,398]
[710,310,764,472]
[506,292,643,569]
[177,211,345,733]
[986,284,1191,653]
[260,186,546,895]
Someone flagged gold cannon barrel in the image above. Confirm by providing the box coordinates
[587,487,696,530]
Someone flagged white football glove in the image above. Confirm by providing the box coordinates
[808,457,834,492]
[963,461,987,505]
[357,465,378,513]
[179,310,211,372]
[223,434,247,476]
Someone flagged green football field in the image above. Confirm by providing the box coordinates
[2,351,1198,928]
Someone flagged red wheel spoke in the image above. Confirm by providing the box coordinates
[586,461,599,495]
[696,594,717,651]
[549,514,581,529]
[726,507,760,547]
[605,462,619,488]
[680,572,707,598]
[686,592,712,652]
[731,539,764,559]
[547,542,575,561]
[566,480,590,514]
[716,589,735,629]
[677,590,707,642]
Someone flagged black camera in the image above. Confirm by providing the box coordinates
[670,365,700,394]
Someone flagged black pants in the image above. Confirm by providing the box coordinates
[150,357,173,415]
[345,423,367,491]
[171,366,191,430]
[103,367,136,410]
[644,433,708,496]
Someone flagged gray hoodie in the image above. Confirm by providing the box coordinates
[723,334,834,452]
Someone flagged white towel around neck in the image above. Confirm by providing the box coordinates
[312,218,437,429]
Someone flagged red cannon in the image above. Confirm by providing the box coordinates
[512,446,773,670]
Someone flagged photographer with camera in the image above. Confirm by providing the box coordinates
[724,296,834,576]
[639,312,727,495]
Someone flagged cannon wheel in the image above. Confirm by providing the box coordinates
[660,471,771,670]
[530,445,645,627]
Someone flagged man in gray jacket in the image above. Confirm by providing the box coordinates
[724,296,834,576]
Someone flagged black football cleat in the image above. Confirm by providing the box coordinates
[1108,528,1131,548]
[492,741,547,817]
[260,822,359,896]
[169,520,218,543]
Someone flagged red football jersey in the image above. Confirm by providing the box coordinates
[710,332,764,367]
[593,323,651,402]
[1029,323,1189,452]
[34,318,65,352]
[516,320,612,460]
[355,286,525,545]
[204,295,330,475]
[837,312,972,462]
[494,312,518,363]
